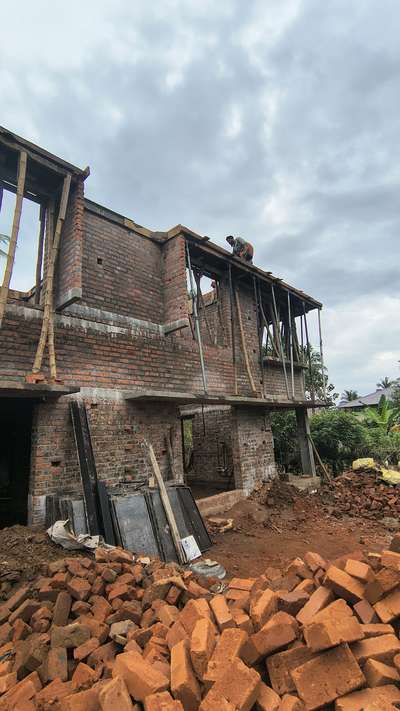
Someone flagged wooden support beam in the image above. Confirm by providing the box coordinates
[235,288,257,395]
[287,292,295,398]
[0,151,27,328]
[228,264,238,396]
[146,441,186,564]
[32,174,71,376]
[271,284,291,399]
[34,205,46,305]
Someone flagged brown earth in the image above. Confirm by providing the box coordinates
[0,525,82,599]
[205,480,391,578]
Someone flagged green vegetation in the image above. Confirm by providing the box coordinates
[271,369,400,474]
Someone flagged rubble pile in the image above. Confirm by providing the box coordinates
[320,470,400,521]
[2,538,400,710]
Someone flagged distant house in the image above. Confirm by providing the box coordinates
[338,383,399,410]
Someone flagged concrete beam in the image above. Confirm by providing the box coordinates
[295,407,316,477]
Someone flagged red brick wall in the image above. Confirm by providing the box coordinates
[231,407,276,491]
[81,210,164,322]
[29,396,183,525]
[188,407,233,489]
[162,235,187,324]
[55,179,84,305]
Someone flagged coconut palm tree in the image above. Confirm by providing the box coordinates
[341,389,359,402]
[376,377,395,389]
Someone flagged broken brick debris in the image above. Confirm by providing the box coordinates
[2,542,400,709]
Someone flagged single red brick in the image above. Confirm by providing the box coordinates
[67,578,91,602]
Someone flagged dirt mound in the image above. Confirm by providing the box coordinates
[0,525,80,599]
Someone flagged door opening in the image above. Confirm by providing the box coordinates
[0,398,33,528]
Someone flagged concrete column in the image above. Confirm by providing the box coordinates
[295,407,316,477]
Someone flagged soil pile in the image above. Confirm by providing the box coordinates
[0,526,80,600]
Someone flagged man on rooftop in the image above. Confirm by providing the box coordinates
[226,235,254,263]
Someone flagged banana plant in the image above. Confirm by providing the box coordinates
[363,395,399,433]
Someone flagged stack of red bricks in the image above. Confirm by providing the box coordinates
[321,470,400,520]
[3,539,400,711]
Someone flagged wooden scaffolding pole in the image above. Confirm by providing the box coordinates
[271,283,291,399]
[228,264,238,396]
[287,291,295,398]
[302,302,315,406]
[235,288,257,395]
[34,205,46,305]
[253,276,265,397]
[186,241,207,393]
[0,151,27,329]
[318,308,327,401]
[32,174,71,375]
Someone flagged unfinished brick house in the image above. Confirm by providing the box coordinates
[0,127,324,528]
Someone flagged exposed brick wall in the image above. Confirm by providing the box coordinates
[188,407,233,489]
[162,235,187,323]
[81,210,164,322]
[29,395,183,525]
[264,362,305,400]
[231,407,276,491]
[55,179,84,305]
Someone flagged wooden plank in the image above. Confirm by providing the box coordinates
[34,205,46,305]
[32,174,71,375]
[146,442,186,565]
[234,288,257,395]
[228,264,238,395]
[0,151,27,328]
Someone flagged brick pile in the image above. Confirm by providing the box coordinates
[3,539,400,710]
[320,470,400,520]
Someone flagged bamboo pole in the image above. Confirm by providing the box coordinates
[253,276,265,397]
[34,205,46,305]
[235,288,257,395]
[258,292,280,359]
[303,302,315,407]
[146,441,186,564]
[228,264,238,396]
[0,151,27,328]
[271,284,290,399]
[186,242,207,393]
[318,308,327,401]
[287,292,295,398]
[32,174,71,375]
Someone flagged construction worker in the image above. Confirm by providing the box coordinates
[226,235,254,263]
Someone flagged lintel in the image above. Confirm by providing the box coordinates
[0,381,80,399]
[124,389,327,409]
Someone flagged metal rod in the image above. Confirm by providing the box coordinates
[303,302,315,405]
[318,308,327,401]
[186,241,207,393]
[254,276,264,396]
[271,284,290,399]
[287,292,295,398]
[228,263,238,395]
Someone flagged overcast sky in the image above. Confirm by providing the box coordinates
[1,0,399,398]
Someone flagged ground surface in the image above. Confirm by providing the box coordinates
[0,478,394,592]
[205,480,392,578]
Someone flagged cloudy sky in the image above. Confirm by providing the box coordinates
[1,0,399,398]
